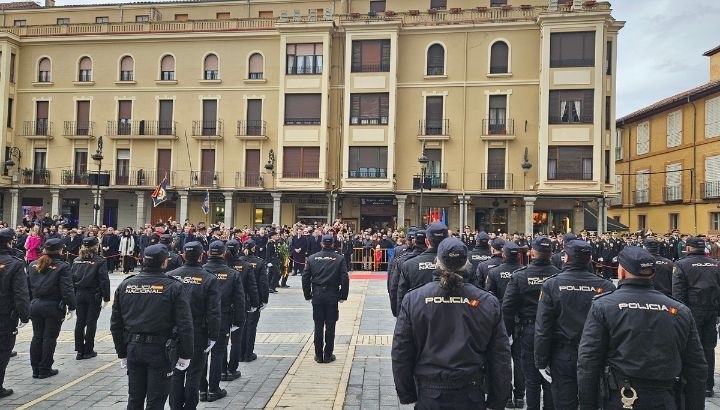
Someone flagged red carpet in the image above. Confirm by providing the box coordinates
[349,271,387,280]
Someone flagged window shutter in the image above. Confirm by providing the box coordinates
[117,149,131,160]
[425,96,443,120]
[381,40,391,70]
[667,110,682,147]
[157,149,171,183]
[204,54,218,71]
[36,101,49,119]
[351,42,361,69]
[203,100,217,123]
[39,58,51,71]
[247,99,262,122]
[665,163,681,186]
[201,149,215,174]
[636,170,649,189]
[79,57,92,70]
[283,147,301,176]
[705,96,720,138]
[245,149,260,175]
[427,44,444,74]
[490,42,509,73]
[159,100,173,123]
[301,147,320,177]
[707,155,720,181]
[161,55,174,71]
[348,147,359,170]
[362,41,381,68]
[350,95,360,121]
[380,93,389,120]
[249,53,263,72]
[120,56,133,71]
[76,101,90,123]
[636,122,649,154]
[285,94,321,121]
[118,100,132,120]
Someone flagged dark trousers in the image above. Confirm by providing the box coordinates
[74,290,101,354]
[201,318,230,393]
[692,310,717,390]
[549,345,578,410]
[170,337,208,410]
[122,255,134,274]
[224,327,241,374]
[0,332,16,389]
[269,264,280,290]
[605,388,677,409]
[240,309,260,360]
[126,342,172,410]
[415,383,486,410]
[29,299,63,375]
[312,302,338,359]
[511,330,525,400]
[520,325,552,410]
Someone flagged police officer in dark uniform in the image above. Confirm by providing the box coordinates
[199,241,245,402]
[302,234,349,363]
[550,233,575,270]
[460,226,475,248]
[28,238,76,379]
[672,236,720,397]
[578,246,707,409]
[387,230,427,317]
[387,228,416,298]
[476,238,504,289]
[238,239,269,363]
[503,236,559,410]
[0,228,29,397]
[159,234,183,273]
[642,237,673,296]
[468,231,492,278]
[392,237,511,409]
[397,222,448,309]
[110,244,194,410]
[265,231,281,293]
[534,239,615,409]
[72,235,110,360]
[167,241,221,410]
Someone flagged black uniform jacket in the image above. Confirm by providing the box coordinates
[228,257,260,309]
[28,256,77,310]
[392,281,511,408]
[397,248,438,309]
[240,254,270,305]
[650,254,674,296]
[502,259,560,335]
[203,257,246,329]
[672,252,720,311]
[302,249,349,303]
[0,250,30,329]
[486,260,522,302]
[166,262,221,343]
[72,254,110,301]
[476,254,503,289]
[468,246,492,277]
[110,267,194,359]
[577,279,707,410]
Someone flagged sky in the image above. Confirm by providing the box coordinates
[9,0,720,117]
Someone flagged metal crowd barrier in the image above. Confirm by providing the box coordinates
[350,247,390,271]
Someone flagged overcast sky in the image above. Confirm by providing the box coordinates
[12,0,720,117]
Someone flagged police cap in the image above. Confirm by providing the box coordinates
[183,241,204,257]
[563,232,577,242]
[564,239,592,259]
[476,231,490,245]
[414,230,427,244]
[643,237,659,252]
[267,230,278,238]
[407,228,418,240]
[243,239,256,250]
[503,241,520,257]
[0,228,15,243]
[159,234,174,246]
[491,238,505,251]
[82,236,99,247]
[436,237,468,272]
[226,239,240,252]
[321,234,334,246]
[617,246,655,277]
[686,236,706,249]
[43,238,65,251]
[208,240,226,256]
[426,222,449,241]
[531,235,552,252]
[143,244,169,264]
[209,224,220,233]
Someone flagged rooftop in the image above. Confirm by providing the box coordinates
[703,44,720,57]
[617,80,720,125]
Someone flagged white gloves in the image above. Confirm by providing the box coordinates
[204,340,216,353]
[259,303,267,311]
[598,257,604,262]
[66,310,75,321]
[120,358,127,369]
[101,301,109,309]
[508,336,513,345]
[267,263,273,268]
[339,300,345,304]
[17,321,27,329]
[248,307,257,313]
[230,325,240,333]
[175,358,191,371]
[540,367,552,383]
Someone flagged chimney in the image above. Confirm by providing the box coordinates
[45,0,55,7]
[704,45,720,82]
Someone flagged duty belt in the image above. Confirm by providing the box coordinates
[416,373,485,390]
[518,318,535,325]
[128,334,167,344]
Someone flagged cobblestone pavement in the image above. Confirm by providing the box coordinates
[2,271,720,409]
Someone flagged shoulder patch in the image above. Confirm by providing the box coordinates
[512,266,528,275]
[592,289,616,300]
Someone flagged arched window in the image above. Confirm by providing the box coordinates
[490,41,509,74]
[160,55,175,81]
[38,58,51,82]
[204,54,218,80]
[120,56,134,81]
[426,44,445,76]
[248,53,264,79]
[78,57,92,82]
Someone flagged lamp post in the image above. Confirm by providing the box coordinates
[4,147,21,177]
[418,152,429,227]
[91,136,104,226]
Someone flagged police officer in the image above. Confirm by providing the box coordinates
[72,236,110,360]
[266,231,281,293]
[468,231,491,278]
[534,239,615,409]
[503,236,559,410]
[397,222,448,309]
[387,230,427,317]
[392,237,511,409]
[550,233,575,270]
[110,244,194,410]
[0,228,29,397]
[578,246,707,409]
[167,241,221,410]
[387,228,416,298]
[28,238,76,379]
[672,236,720,397]
[236,239,267,363]
[643,237,673,296]
[199,241,245,402]
[302,234,349,363]
[159,234,183,273]
[476,237,504,289]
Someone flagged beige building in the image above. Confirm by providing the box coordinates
[0,0,622,233]
[609,46,720,235]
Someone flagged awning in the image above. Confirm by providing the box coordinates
[584,206,629,232]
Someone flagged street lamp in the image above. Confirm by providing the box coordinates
[4,147,21,176]
[91,136,104,226]
[418,152,429,227]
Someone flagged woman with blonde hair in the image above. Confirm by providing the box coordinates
[24,225,42,264]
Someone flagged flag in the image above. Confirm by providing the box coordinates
[151,177,168,207]
[441,208,447,226]
[201,190,210,214]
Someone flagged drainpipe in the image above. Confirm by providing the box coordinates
[461,31,468,229]
[689,96,697,234]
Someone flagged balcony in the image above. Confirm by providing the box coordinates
[701,182,720,199]
[20,169,50,185]
[285,118,321,126]
[192,120,223,138]
[63,121,94,137]
[20,120,53,138]
[107,169,175,187]
[349,168,387,178]
[350,116,389,126]
[663,185,683,203]
[481,118,514,137]
[418,119,450,140]
[279,171,320,179]
[481,173,513,190]
[547,172,593,181]
[549,115,594,124]
[350,62,390,73]
[191,171,220,186]
[60,170,89,185]
[106,120,177,137]
[236,120,267,138]
[633,189,649,205]
[235,172,263,188]
[412,173,447,190]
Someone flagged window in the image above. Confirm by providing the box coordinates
[705,95,720,139]
[615,128,623,160]
[349,147,387,178]
[370,0,386,12]
[174,14,188,21]
[635,170,649,204]
[550,31,595,68]
[669,213,679,231]
[283,147,320,178]
[216,12,230,19]
[424,96,445,135]
[116,149,130,185]
[351,39,391,72]
[76,100,90,136]
[57,18,70,25]
[245,150,261,187]
[73,149,88,183]
[638,215,646,230]
[430,0,447,9]
[96,16,109,23]
[201,100,218,136]
[488,95,507,134]
[667,110,682,147]
[711,212,720,232]
[350,93,389,125]
[547,146,593,180]
[160,55,175,80]
[636,121,650,155]
[118,100,132,135]
[248,53,264,79]
[9,53,15,83]
[489,41,509,74]
[32,150,48,183]
[549,90,594,123]
[157,149,172,184]
[14,20,26,27]
[78,57,92,82]
[159,100,174,135]
[136,15,149,22]
[705,155,720,199]
[606,40,612,75]
[605,96,611,130]
[38,58,51,82]
[120,56,134,81]
[426,44,445,76]
[665,163,682,202]
[245,99,263,135]
[285,94,321,125]
[35,101,49,135]
[7,98,13,128]
[200,149,215,185]
[486,148,506,189]
[286,43,323,75]
[203,54,219,80]
[258,11,273,18]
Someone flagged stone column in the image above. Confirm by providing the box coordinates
[573,204,584,233]
[597,196,608,234]
[50,189,60,217]
[135,191,146,229]
[395,195,407,227]
[329,193,337,224]
[178,190,189,224]
[9,189,19,226]
[524,196,536,237]
[458,195,467,230]
[223,192,234,227]
[271,192,282,226]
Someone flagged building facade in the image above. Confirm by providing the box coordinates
[0,0,622,233]
[610,46,720,235]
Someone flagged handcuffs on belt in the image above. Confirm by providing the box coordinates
[620,384,638,409]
